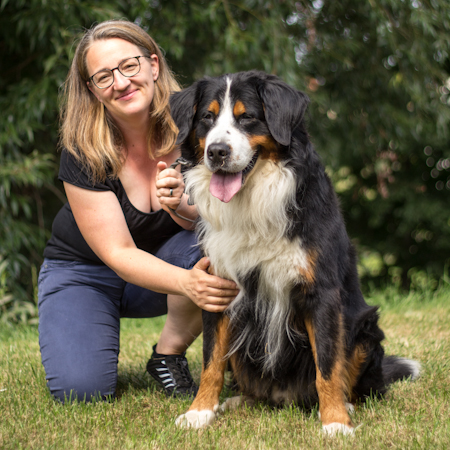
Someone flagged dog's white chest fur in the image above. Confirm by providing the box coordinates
[186,159,310,372]
[186,158,309,281]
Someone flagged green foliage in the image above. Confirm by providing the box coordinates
[1,0,449,322]
[138,0,301,84]
[297,0,450,285]
[0,0,129,322]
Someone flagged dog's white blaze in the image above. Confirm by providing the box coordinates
[186,158,309,373]
[204,77,254,173]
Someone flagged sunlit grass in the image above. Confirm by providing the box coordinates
[1,286,449,449]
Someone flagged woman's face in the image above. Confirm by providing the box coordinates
[86,38,159,127]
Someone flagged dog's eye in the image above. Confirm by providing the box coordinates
[201,112,215,123]
[239,113,255,124]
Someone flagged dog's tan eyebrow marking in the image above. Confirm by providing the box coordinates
[208,100,220,116]
[233,100,246,117]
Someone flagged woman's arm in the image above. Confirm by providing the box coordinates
[64,182,238,312]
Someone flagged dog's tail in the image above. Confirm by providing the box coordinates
[383,355,421,385]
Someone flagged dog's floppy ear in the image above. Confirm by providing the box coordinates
[170,83,200,144]
[257,75,310,146]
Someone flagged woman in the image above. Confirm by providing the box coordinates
[38,20,238,403]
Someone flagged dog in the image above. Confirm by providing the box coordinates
[169,71,420,435]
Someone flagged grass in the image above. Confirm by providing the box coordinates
[1,285,450,449]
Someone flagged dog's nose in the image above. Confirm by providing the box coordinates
[207,143,231,166]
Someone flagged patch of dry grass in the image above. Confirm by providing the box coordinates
[1,285,449,449]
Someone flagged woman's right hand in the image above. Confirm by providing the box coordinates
[181,257,240,313]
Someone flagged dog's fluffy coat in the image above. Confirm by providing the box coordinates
[170,71,420,434]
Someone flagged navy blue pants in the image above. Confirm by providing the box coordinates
[38,230,201,403]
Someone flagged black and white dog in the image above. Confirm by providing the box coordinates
[170,71,420,435]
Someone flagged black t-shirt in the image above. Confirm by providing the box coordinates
[43,150,183,264]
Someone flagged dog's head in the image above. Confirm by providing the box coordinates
[170,71,309,203]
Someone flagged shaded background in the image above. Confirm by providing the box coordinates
[1,0,449,324]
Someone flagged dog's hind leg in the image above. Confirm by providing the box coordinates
[304,306,354,436]
[176,314,230,429]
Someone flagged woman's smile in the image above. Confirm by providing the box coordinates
[86,38,159,125]
[116,89,138,101]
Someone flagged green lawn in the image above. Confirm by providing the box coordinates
[1,285,449,449]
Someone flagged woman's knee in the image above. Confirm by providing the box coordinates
[42,343,119,403]
[46,369,117,403]
[38,264,121,403]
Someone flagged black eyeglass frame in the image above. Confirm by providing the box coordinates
[88,55,149,89]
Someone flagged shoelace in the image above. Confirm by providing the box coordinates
[167,357,194,388]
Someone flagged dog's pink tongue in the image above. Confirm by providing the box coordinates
[209,171,243,203]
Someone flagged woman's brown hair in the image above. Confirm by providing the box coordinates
[59,20,181,181]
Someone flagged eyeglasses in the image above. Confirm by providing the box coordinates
[88,56,148,89]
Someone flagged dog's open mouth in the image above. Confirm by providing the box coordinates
[209,151,259,203]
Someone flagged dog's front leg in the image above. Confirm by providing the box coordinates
[304,296,354,436]
[176,313,230,429]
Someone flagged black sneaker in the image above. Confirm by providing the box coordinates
[146,344,199,397]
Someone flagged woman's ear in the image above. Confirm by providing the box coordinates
[150,54,159,81]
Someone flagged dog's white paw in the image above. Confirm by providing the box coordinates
[322,422,355,437]
[175,410,216,429]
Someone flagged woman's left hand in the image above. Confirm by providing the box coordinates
[156,161,184,212]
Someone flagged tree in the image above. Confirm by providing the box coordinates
[1,0,449,323]
[291,1,450,286]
